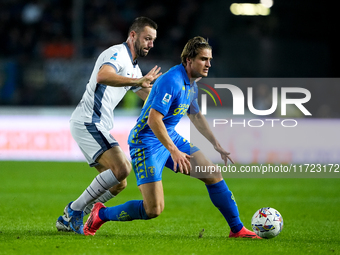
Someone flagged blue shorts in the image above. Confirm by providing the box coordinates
[130,133,200,186]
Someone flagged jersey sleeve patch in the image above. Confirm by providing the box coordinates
[102,48,122,73]
[110,52,118,60]
[162,93,172,105]
[149,74,179,116]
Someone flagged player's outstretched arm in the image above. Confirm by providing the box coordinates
[97,65,161,88]
[188,111,234,165]
[148,108,191,174]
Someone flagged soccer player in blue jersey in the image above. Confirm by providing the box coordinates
[83,36,261,239]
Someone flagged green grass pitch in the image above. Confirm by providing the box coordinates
[0,161,339,255]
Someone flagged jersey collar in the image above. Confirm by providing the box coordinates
[123,42,138,65]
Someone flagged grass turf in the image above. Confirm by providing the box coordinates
[0,161,339,255]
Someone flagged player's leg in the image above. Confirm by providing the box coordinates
[56,160,127,232]
[99,181,164,221]
[170,136,260,238]
[82,163,127,215]
[83,181,164,236]
[95,163,127,196]
[57,121,130,234]
[98,181,164,220]
[164,138,242,232]
[83,145,167,235]
[165,139,238,230]
[189,150,243,229]
[65,145,130,234]
[138,181,164,218]
[70,145,130,212]
[190,150,260,238]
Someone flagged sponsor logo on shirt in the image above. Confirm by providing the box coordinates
[173,104,189,116]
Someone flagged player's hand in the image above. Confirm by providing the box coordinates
[171,149,192,175]
[138,65,162,88]
[214,143,234,165]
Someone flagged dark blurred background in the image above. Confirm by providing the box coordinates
[0,0,338,116]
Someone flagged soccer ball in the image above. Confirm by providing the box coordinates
[251,207,283,239]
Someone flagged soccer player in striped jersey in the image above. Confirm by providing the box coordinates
[56,17,161,234]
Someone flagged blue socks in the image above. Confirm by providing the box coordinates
[97,180,243,234]
[206,180,243,233]
[99,200,149,221]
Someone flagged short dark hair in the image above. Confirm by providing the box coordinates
[128,17,158,35]
[181,36,212,66]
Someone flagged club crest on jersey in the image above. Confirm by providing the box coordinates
[110,52,118,60]
[162,93,172,105]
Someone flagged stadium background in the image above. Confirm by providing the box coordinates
[1,3,339,254]
[0,0,339,163]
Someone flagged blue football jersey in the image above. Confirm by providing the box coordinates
[128,64,199,146]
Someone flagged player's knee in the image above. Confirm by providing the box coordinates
[118,178,127,192]
[109,160,131,181]
[145,204,164,219]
